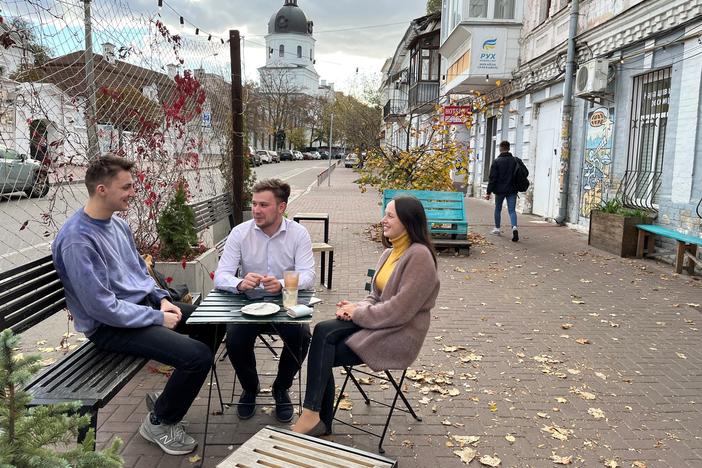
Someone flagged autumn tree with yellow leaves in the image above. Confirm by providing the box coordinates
[357,104,479,193]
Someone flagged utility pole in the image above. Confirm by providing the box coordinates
[230,30,244,225]
[555,0,580,225]
[83,0,99,160]
[327,113,333,186]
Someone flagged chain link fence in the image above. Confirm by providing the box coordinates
[1,0,234,270]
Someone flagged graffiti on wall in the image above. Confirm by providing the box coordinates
[580,107,615,217]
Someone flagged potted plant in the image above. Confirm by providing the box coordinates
[0,330,123,467]
[154,180,218,297]
[588,198,653,257]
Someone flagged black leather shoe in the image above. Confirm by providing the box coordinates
[512,229,519,242]
[237,387,258,420]
[272,387,294,423]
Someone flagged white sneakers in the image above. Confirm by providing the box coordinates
[490,228,501,235]
[139,412,197,455]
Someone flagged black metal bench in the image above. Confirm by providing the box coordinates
[188,192,235,256]
[0,255,149,447]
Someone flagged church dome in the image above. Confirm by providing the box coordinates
[268,0,313,35]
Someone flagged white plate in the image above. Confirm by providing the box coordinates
[241,302,281,316]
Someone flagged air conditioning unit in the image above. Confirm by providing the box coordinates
[575,59,609,97]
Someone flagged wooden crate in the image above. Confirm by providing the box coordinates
[217,426,397,468]
[588,211,651,257]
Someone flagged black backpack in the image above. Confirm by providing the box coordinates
[513,157,530,192]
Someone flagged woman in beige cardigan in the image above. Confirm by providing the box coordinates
[292,196,440,436]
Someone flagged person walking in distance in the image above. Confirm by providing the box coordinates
[485,141,520,242]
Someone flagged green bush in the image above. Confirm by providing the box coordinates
[0,329,123,467]
[597,199,649,218]
[156,180,198,260]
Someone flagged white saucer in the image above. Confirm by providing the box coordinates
[241,303,281,316]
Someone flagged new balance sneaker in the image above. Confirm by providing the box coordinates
[272,386,294,423]
[139,412,197,455]
[512,228,519,242]
[490,228,501,235]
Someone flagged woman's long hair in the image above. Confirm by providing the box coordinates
[382,195,437,266]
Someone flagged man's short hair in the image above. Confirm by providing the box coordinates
[253,178,291,204]
[499,141,510,151]
[85,154,135,196]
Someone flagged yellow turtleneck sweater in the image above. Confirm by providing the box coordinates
[374,232,411,293]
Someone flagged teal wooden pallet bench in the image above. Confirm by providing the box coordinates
[383,189,470,252]
[636,224,702,275]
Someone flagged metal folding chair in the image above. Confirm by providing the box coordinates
[332,366,422,453]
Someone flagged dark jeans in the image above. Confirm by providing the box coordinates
[89,301,223,425]
[494,192,518,229]
[303,319,363,427]
[225,323,311,393]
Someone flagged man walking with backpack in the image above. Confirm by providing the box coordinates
[485,141,528,242]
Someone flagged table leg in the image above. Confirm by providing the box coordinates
[675,242,685,274]
[320,252,326,286]
[199,323,221,465]
[323,219,329,244]
[327,251,334,290]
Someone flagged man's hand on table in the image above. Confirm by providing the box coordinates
[261,275,282,294]
[237,273,264,291]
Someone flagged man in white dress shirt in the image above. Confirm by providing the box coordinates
[214,179,315,423]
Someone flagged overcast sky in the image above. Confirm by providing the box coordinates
[141,0,430,92]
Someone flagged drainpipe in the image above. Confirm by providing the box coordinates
[555,0,579,225]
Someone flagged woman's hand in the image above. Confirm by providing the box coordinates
[335,302,357,321]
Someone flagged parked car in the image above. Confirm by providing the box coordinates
[0,148,49,198]
[279,150,294,161]
[310,151,321,160]
[319,150,330,159]
[293,150,304,160]
[248,146,261,166]
[256,150,272,164]
[269,150,280,163]
[344,153,360,168]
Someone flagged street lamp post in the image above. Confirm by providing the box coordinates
[328,113,333,187]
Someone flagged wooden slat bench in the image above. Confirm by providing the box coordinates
[636,224,702,274]
[0,255,149,447]
[216,426,397,468]
[383,189,471,252]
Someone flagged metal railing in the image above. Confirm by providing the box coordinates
[617,169,662,212]
[408,81,439,111]
[383,99,408,120]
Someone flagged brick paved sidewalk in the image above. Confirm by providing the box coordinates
[100,167,702,467]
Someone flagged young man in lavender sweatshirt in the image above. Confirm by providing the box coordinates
[51,155,222,456]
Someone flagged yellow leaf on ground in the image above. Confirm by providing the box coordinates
[595,372,607,380]
[537,412,549,418]
[189,455,202,463]
[575,338,591,345]
[441,419,453,426]
[604,460,619,468]
[561,323,573,329]
[448,388,461,396]
[505,434,516,443]
[676,352,687,359]
[479,455,501,466]
[337,399,353,411]
[632,462,647,468]
[453,448,476,464]
[488,401,497,412]
[550,454,573,464]
[588,407,606,419]
[453,435,480,446]
[541,425,572,441]
[555,397,568,403]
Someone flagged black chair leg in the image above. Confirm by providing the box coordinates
[332,368,353,417]
[320,252,326,286]
[386,370,421,421]
[346,366,371,404]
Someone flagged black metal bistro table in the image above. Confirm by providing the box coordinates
[186,289,316,462]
